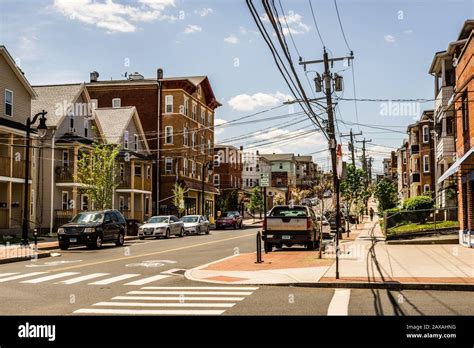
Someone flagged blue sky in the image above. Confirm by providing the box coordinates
[1,0,472,173]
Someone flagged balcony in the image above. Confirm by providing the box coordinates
[435,86,454,120]
[55,166,74,183]
[410,173,420,183]
[436,136,455,162]
[410,144,420,156]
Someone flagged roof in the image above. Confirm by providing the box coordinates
[260,153,295,162]
[458,19,474,40]
[295,155,313,163]
[0,46,37,98]
[429,40,467,74]
[183,179,219,194]
[93,106,150,153]
[55,133,94,146]
[32,83,87,127]
[0,117,28,133]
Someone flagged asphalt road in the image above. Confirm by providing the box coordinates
[0,225,472,316]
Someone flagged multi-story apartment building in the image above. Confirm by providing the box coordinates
[242,150,271,189]
[260,153,297,202]
[0,46,37,233]
[382,158,390,177]
[396,140,409,201]
[87,71,221,219]
[407,110,435,197]
[295,155,317,188]
[213,145,243,191]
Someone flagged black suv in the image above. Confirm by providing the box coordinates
[57,210,127,250]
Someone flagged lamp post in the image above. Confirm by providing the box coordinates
[201,161,213,218]
[21,110,48,246]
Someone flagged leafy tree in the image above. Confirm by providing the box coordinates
[75,143,120,210]
[172,183,186,217]
[291,188,310,204]
[340,164,366,217]
[246,187,263,214]
[374,178,398,213]
[273,192,285,205]
[217,190,239,212]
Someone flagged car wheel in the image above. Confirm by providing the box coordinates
[196,226,201,235]
[307,241,315,251]
[115,232,125,246]
[205,226,210,235]
[233,223,237,230]
[139,236,145,240]
[165,229,171,239]
[264,242,272,253]
[179,228,184,238]
[95,234,103,249]
[59,243,69,250]
[240,221,243,229]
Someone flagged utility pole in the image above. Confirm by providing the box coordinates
[367,157,374,185]
[340,128,362,168]
[356,138,372,215]
[300,48,354,280]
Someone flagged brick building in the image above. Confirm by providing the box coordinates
[213,144,243,190]
[87,71,221,219]
[396,140,409,201]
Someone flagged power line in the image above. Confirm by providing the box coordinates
[308,0,325,47]
[333,0,351,51]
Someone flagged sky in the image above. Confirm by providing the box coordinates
[1,0,473,174]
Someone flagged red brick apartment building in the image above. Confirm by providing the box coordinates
[87,71,221,219]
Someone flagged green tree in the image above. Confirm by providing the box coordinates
[217,190,239,212]
[374,178,398,213]
[172,183,186,217]
[246,187,263,215]
[75,143,120,210]
[273,192,285,205]
[340,164,366,216]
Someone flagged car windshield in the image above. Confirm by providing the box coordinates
[181,216,199,223]
[270,207,307,218]
[70,212,104,224]
[147,216,169,223]
[220,212,234,218]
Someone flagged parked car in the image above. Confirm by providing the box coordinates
[262,205,320,252]
[215,211,243,229]
[138,215,184,239]
[57,210,126,250]
[315,215,332,239]
[325,211,346,233]
[181,215,210,235]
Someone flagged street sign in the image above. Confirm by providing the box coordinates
[260,173,270,187]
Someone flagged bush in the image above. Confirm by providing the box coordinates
[385,207,401,216]
[401,196,435,223]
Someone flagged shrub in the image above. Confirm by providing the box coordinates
[401,196,435,223]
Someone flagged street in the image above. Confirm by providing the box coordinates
[0,225,472,316]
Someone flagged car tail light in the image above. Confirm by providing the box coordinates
[307,217,312,230]
[262,219,266,231]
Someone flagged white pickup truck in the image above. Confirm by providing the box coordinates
[262,205,320,252]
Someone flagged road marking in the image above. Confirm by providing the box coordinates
[21,272,80,284]
[327,289,351,316]
[124,275,170,286]
[0,272,48,283]
[57,273,110,284]
[127,290,254,296]
[112,296,246,301]
[73,308,226,315]
[0,273,19,278]
[48,233,255,273]
[141,286,259,291]
[93,301,235,308]
[89,274,140,285]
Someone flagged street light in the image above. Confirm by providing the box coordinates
[201,161,213,218]
[20,110,48,246]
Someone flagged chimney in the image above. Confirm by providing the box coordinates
[157,68,163,80]
[90,71,99,82]
[239,146,243,151]
[256,150,259,155]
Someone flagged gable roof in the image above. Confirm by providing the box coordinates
[260,153,295,162]
[32,83,88,127]
[0,46,37,98]
[93,106,150,154]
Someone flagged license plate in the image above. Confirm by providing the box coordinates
[282,235,291,240]
[69,237,77,243]
[145,232,153,235]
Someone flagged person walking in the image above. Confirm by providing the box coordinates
[369,207,375,221]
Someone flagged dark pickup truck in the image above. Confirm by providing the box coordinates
[262,205,320,252]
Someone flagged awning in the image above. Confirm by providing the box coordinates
[438,148,474,184]
[183,179,219,195]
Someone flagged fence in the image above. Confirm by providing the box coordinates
[383,207,459,238]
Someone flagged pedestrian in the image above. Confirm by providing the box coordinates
[369,207,374,221]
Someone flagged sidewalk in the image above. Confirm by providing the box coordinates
[185,216,474,290]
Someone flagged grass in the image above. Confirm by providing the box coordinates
[388,220,459,234]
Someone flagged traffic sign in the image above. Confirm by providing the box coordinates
[260,173,270,187]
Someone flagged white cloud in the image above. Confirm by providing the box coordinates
[183,24,202,34]
[214,118,227,135]
[384,35,396,43]
[53,0,177,34]
[195,8,213,17]
[228,92,292,111]
[261,11,310,35]
[224,35,239,44]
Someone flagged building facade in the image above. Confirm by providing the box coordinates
[242,150,271,189]
[260,153,297,202]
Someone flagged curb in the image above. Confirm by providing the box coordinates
[386,238,459,245]
[0,251,52,265]
[288,281,474,292]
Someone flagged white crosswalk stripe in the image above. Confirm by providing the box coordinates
[0,272,48,282]
[21,272,80,283]
[57,273,110,285]
[88,274,140,285]
[73,286,259,316]
[124,275,170,286]
[0,273,19,278]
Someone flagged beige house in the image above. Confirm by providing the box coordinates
[0,46,38,233]
[93,107,153,222]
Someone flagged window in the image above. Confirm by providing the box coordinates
[62,151,69,167]
[201,107,206,125]
[165,126,173,144]
[191,132,196,149]
[213,174,220,186]
[422,125,429,143]
[191,160,196,177]
[146,165,151,179]
[124,130,129,149]
[134,134,139,151]
[424,184,430,193]
[256,164,260,172]
[256,179,259,186]
[69,115,75,132]
[208,139,211,154]
[84,118,89,138]
[279,163,283,169]
[184,97,189,116]
[91,99,98,110]
[62,191,69,210]
[112,98,121,108]
[183,158,188,176]
[192,102,197,120]
[134,164,142,177]
[4,89,12,116]
[423,155,430,173]
[208,112,212,127]
[277,178,283,185]
[200,135,205,154]
[165,95,173,113]
[81,195,89,211]
[165,158,173,174]
[403,152,407,165]
[246,179,249,187]
[462,92,469,132]
[119,196,125,211]
[183,127,189,146]
[120,163,125,181]
[213,154,221,167]
[403,172,407,185]
[249,179,253,187]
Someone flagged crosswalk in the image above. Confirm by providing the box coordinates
[73,286,259,316]
[0,271,172,287]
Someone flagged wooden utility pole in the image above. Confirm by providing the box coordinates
[340,128,362,168]
[356,138,372,214]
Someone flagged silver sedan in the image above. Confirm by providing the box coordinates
[138,215,185,239]
[180,215,210,235]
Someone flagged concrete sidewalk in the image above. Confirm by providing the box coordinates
[185,217,474,290]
